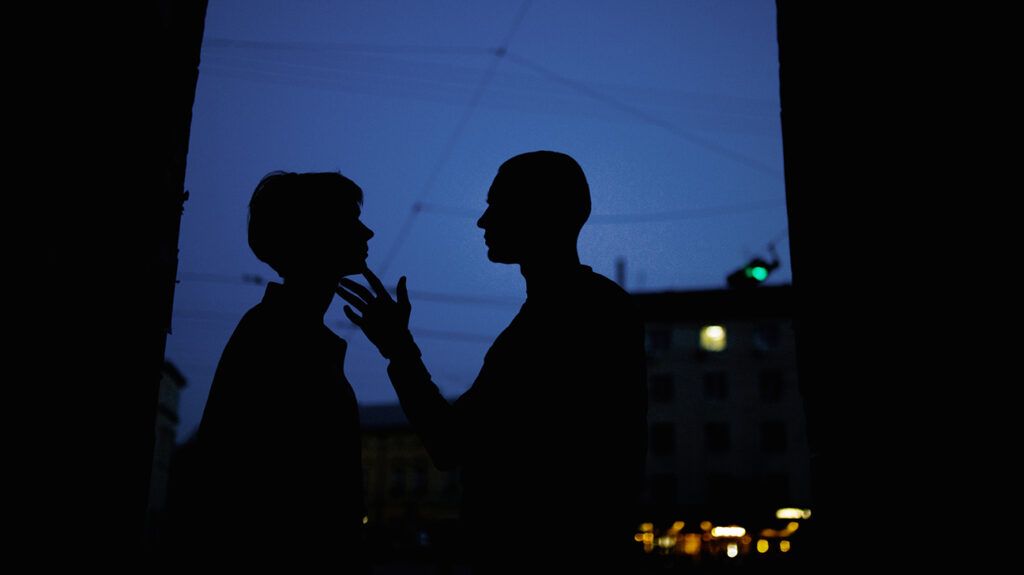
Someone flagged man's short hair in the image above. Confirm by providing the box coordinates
[497,151,591,232]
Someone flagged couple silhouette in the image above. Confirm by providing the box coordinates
[191,151,647,573]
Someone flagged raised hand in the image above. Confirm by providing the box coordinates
[336,269,416,359]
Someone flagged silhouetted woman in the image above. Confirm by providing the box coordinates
[192,171,373,568]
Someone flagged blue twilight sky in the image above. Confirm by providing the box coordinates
[166,0,790,441]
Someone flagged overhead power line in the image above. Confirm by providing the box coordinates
[416,200,787,223]
[201,50,778,121]
[178,271,271,285]
[177,271,522,308]
[173,308,495,344]
[334,322,494,344]
[376,0,533,279]
[202,63,776,140]
[768,227,790,248]
[504,53,784,180]
[205,37,493,56]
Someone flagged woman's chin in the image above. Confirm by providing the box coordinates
[340,261,368,278]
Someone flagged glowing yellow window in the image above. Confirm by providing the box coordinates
[700,325,727,352]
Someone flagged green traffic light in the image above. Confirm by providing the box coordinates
[746,266,769,281]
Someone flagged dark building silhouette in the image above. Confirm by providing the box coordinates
[358,286,808,569]
[632,285,811,563]
[25,2,209,552]
[145,361,187,546]
[636,285,809,515]
[360,404,463,566]
[362,404,462,523]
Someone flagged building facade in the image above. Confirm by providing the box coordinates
[146,361,187,547]
[360,404,463,563]
[635,286,810,523]
[358,286,811,566]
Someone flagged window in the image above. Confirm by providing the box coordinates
[651,422,675,456]
[389,466,405,497]
[707,474,736,504]
[649,374,674,403]
[699,325,727,352]
[704,422,731,452]
[757,474,790,502]
[648,328,673,352]
[651,473,677,504]
[442,471,461,499]
[155,430,174,468]
[753,323,781,352]
[759,370,785,402]
[411,464,429,496]
[703,372,728,400]
[761,421,787,452]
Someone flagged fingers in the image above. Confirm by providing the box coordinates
[338,277,374,303]
[397,276,409,306]
[343,305,364,327]
[363,269,392,301]
[336,283,369,311]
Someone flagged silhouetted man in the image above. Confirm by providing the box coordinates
[338,151,647,573]
[194,171,373,566]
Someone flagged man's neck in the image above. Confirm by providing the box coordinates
[520,250,583,296]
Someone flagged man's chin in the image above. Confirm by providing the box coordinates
[486,249,518,264]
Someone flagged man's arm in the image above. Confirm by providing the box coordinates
[337,270,464,470]
[385,345,463,470]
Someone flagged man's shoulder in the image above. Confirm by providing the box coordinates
[580,268,635,308]
[571,268,642,332]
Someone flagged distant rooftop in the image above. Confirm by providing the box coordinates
[360,399,464,430]
[632,285,793,321]
[360,403,410,430]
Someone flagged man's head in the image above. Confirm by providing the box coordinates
[248,171,373,281]
[477,151,590,264]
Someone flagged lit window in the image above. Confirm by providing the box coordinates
[699,325,727,352]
